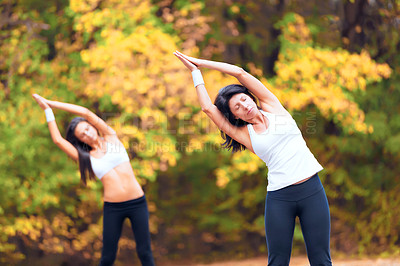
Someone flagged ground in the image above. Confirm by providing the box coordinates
[182,256,400,266]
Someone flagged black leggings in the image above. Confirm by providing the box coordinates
[265,174,332,266]
[100,195,155,266]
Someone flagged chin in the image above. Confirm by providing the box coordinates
[247,112,255,119]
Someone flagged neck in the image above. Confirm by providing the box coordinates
[87,137,102,150]
[247,109,264,125]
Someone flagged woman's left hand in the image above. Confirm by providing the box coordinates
[174,51,200,71]
[32,94,51,110]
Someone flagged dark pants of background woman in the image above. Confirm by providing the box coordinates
[265,174,332,266]
[99,195,155,266]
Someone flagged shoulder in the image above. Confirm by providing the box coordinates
[259,101,288,115]
[103,133,119,143]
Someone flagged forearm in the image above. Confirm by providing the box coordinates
[48,101,89,118]
[46,117,79,161]
[199,59,244,77]
[195,84,214,111]
[47,120,63,143]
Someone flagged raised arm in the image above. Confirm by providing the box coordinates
[45,98,116,138]
[174,51,287,114]
[173,52,252,150]
[32,94,79,161]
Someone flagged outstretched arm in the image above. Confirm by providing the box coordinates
[173,52,253,150]
[45,98,116,138]
[32,94,78,161]
[174,51,287,114]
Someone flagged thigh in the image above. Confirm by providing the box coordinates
[298,188,332,265]
[127,198,155,265]
[102,205,125,254]
[265,196,297,265]
[127,200,151,244]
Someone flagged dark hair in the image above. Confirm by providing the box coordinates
[214,84,259,152]
[66,117,96,186]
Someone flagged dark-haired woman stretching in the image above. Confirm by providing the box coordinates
[32,94,155,266]
[174,51,331,266]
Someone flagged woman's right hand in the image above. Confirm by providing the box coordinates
[32,94,50,110]
[173,51,199,72]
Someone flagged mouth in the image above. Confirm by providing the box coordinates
[247,107,253,115]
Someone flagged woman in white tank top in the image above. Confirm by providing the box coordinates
[32,94,155,266]
[174,51,332,266]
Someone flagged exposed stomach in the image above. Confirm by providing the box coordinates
[292,174,314,185]
[100,162,144,202]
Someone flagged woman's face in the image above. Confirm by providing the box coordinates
[74,121,98,144]
[228,93,258,121]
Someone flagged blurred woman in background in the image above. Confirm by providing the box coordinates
[32,94,155,266]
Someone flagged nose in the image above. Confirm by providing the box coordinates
[240,102,249,110]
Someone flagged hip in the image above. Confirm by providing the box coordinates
[267,173,324,202]
[104,194,147,207]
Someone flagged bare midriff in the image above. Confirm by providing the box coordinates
[292,174,314,185]
[100,162,144,202]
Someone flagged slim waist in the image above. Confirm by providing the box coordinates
[267,173,323,201]
[104,194,146,207]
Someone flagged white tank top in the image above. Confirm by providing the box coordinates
[90,141,130,179]
[247,110,323,191]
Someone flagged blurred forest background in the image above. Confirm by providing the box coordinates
[0,0,399,265]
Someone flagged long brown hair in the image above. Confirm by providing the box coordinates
[66,117,96,185]
[214,84,259,152]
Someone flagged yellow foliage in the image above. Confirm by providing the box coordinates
[70,0,101,13]
[67,0,217,179]
[273,14,392,133]
[215,168,230,188]
[214,151,265,188]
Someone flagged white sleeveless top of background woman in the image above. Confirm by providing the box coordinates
[90,141,130,179]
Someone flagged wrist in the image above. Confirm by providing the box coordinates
[191,69,205,87]
[46,100,56,108]
[44,108,55,122]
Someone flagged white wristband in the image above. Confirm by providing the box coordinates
[44,108,55,122]
[191,69,205,87]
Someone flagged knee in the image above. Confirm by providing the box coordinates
[268,253,290,266]
[308,252,332,266]
[137,245,154,266]
[100,247,117,266]
[99,251,117,266]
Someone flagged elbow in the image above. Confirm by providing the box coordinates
[52,137,62,146]
[82,107,91,118]
[235,67,247,78]
[201,104,213,115]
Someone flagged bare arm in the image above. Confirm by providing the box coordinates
[46,99,116,138]
[32,94,79,161]
[173,52,253,150]
[174,51,287,114]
